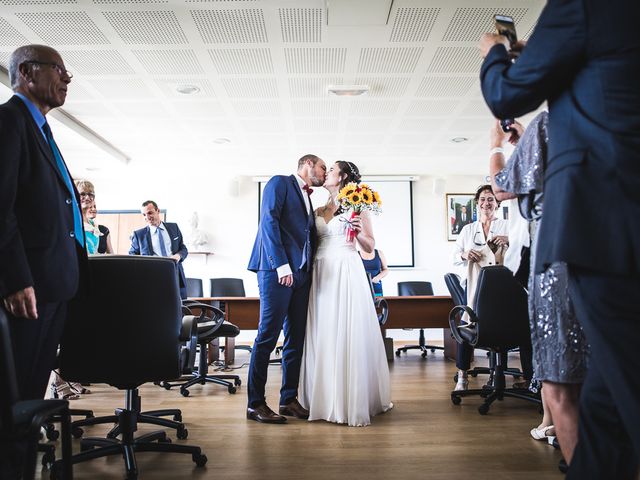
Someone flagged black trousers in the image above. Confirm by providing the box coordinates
[567,267,640,479]
[6,301,68,400]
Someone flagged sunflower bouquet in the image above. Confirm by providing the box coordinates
[336,182,382,242]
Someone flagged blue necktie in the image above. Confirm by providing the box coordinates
[157,227,168,256]
[42,122,84,248]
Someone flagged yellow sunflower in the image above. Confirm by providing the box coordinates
[373,191,382,205]
[360,188,373,204]
[338,184,356,199]
[348,192,361,204]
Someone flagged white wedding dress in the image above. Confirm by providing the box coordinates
[300,212,393,426]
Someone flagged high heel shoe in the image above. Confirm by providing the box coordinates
[530,424,555,441]
[51,381,80,400]
[69,382,91,395]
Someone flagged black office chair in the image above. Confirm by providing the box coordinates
[161,301,242,396]
[0,310,73,480]
[444,273,522,384]
[395,281,444,358]
[209,278,254,356]
[449,266,540,414]
[185,277,203,298]
[56,256,207,479]
[367,273,388,326]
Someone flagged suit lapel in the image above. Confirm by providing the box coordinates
[145,226,154,255]
[289,175,309,216]
[165,223,176,254]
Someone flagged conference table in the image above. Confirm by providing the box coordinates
[189,295,456,364]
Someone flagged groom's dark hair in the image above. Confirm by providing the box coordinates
[297,153,321,169]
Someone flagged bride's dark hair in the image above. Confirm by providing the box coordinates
[333,161,361,216]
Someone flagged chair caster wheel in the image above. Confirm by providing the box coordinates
[430,348,436,353]
[421,352,427,358]
[46,429,60,441]
[173,414,182,422]
[193,453,208,467]
[41,451,55,468]
[234,378,242,386]
[228,386,237,394]
[180,389,190,397]
[478,404,490,415]
[470,371,478,377]
[395,350,401,357]
[451,395,461,405]
[71,427,83,438]
[453,374,458,382]
[177,427,188,440]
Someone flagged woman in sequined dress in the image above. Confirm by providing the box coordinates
[489,112,589,465]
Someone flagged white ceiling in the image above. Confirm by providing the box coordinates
[0,0,546,178]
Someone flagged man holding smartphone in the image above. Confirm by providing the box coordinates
[478,2,640,479]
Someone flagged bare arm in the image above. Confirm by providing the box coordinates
[353,211,375,254]
[489,119,523,201]
[372,249,389,283]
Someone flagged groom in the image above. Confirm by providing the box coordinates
[246,154,326,423]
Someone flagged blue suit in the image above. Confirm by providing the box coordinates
[247,175,316,408]
[480,1,640,477]
[129,223,188,299]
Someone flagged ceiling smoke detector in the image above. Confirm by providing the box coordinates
[327,85,369,97]
[175,84,201,95]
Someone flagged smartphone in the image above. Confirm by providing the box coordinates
[494,14,517,48]
[500,118,515,133]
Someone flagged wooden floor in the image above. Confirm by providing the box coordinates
[37,348,563,480]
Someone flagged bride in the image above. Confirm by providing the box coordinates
[299,161,393,426]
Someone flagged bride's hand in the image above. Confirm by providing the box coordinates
[350,215,362,234]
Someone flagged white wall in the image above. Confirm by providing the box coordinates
[91,170,485,341]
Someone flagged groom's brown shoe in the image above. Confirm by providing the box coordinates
[247,404,287,424]
[279,399,309,420]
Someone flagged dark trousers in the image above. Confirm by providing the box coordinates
[247,270,311,408]
[567,268,640,479]
[456,342,533,381]
[0,301,67,479]
[6,301,68,400]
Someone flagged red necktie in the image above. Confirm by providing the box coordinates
[303,184,313,195]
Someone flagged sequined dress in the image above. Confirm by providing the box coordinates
[495,112,589,384]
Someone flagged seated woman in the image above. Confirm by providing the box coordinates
[83,201,101,255]
[359,248,389,296]
[451,184,533,391]
[89,202,113,254]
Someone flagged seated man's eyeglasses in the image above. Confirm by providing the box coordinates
[25,61,73,79]
[79,192,95,198]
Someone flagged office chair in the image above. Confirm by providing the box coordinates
[449,266,540,414]
[0,310,73,480]
[56,256,207,479]
[185,277,203,298]
[161,301,242,396]
[395,281,444,358]
[367,273,388,326]
[209,277,253,356]
[444,273,522,385]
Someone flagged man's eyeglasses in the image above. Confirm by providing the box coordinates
[25,61,73,79]
[79,192,95,198]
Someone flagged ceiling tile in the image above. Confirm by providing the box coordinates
[406,99,460,116]
[88,78,154,99]
[442,7,528,42]
[60,49,135,74]
[191,8,267,43]
[390,7,440,42]
[171,100,226,118]
[293,117,338,132]
[103,10,187,44]
[357,47,423,74]
[278,8,322,43]
[349,99,400,116]
[231,100,281,117]
[0,16,30,45]
[240,118,285,133]
[288,77,343,98]
[154,78,216,97]
[16,11,109,44]
[354,77,410,97]
[208,48,273,74]
[284,48,346,74]
[222,77,278,98]
[291,99,340,117]
[133,49,203,74]
[416,76,476,97]
[427,47,482,73]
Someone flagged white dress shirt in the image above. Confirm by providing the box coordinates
[503,199,530,274]
[149,222,173,257]
[276,174,312,279]
[452,218,509,273]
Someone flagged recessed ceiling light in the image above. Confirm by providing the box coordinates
[212,137,231,145]
[450,137,468,143]
[175,84,200,95]
[327,85,369,97]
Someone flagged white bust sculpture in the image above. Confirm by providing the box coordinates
[187,211,209,251]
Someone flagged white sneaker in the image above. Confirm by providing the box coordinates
[454,375,468,391]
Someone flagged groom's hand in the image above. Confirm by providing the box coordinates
[279,274,293,287]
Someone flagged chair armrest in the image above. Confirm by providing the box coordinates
[180,315,197,342]
[448,305,479,345]
[375,298,389,326]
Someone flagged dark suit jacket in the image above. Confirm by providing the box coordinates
[0,95,85,302]
[480,0,640,275]
[248,175,316,272]
[129,223,188,289]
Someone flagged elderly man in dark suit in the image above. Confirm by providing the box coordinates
[0,44,86,477]
[478,2,640,478]
[129,200,189,299]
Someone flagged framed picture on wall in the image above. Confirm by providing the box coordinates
[446,193,476,241]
